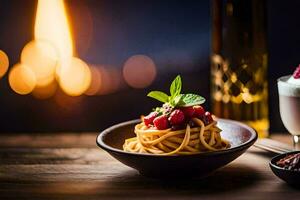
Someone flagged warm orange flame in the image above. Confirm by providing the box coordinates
[35,0,73,75]
[31,0,91,96]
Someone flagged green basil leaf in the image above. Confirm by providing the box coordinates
[170,75,182,98]
[173,94,183,106]
[147,91,169,103]
[177,93,206,107]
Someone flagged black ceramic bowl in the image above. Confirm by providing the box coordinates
[96,119,257,178]
[269,151,300,185]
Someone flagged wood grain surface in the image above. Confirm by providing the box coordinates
[0,133,299,200]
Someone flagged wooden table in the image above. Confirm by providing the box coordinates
[0,133,299,200]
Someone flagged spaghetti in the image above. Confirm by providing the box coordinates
[123,118,230,155]
[123,75,231,155]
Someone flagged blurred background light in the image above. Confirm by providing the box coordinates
[0,50,9,78]
[8,63,36,95]
[98,66,123,95]
[32,79,57,99]
[35,0,73,77]
[85,65,102,96]
[21,40,58,87]
[123,55,156,88]
[59,57,91,96]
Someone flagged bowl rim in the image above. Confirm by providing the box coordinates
[269,150,300,172]
[96,118,258,157]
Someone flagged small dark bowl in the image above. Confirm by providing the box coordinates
[96,119,257,178]
[269,151,300,185]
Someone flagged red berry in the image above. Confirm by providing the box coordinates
[153,115,169,130]
[181,106,195,118]
[193,105,205,117]
[168,109,185,125]
[293,65,300,79]
[143,111,158,126]
[204,111,213,124]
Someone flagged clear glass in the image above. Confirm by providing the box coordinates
[277,76,300,150]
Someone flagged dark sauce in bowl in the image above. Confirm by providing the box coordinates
[276,153,300,171]
[270,151,300,185]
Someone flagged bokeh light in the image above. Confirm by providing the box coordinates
[8,63,36,95]
[0,50,9,78]
[98,66,123,95]
[9,0,97,98]
[85,65,123,95]
[35,0,73,77]
[85,65,102,96]
[21,40,58,86]
[32,80,57,99]
[123,55,157,88]
[59,57,91,96]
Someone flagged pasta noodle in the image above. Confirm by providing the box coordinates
[123,118,230,155]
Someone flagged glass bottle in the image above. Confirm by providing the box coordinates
[211,0,269,137]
